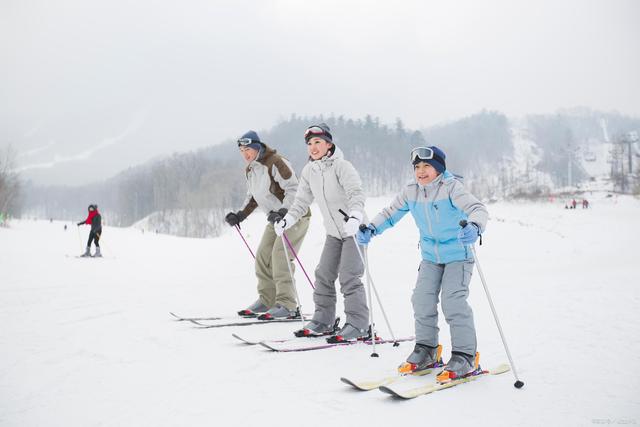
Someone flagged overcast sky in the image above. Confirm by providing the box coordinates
[1,0,639,185]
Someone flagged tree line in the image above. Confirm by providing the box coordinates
[18,109,640,236]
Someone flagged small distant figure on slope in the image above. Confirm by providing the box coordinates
[571,199,577,209]
[77,204,102,257]
[582,199,589,209]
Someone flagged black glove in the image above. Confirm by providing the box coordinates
[267,208,288,224]
[77,222,83,226]
[225,211,246,227]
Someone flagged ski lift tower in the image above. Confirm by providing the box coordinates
[564,141,580,188]
[623,131,640,191]
[613,131,640,193]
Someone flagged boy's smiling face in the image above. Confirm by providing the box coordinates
[414,161,439,185]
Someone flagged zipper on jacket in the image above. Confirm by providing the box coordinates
[319,161,344,239]
[421,186,440,263]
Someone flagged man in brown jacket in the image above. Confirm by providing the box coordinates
[225,130,310,320]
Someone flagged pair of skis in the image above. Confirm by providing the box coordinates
[341,363,511,399]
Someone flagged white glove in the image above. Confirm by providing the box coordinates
[343,211,363,237]
[274,213,295,236]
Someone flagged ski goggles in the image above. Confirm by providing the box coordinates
[410,146,445,165]
[410,147,435,163]
[304,126,332,141]
[237,137,257,146]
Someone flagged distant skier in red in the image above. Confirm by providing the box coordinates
[77,204,102,257]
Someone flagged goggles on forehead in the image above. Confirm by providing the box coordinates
[237,137,257,146]
[410,147,435,163]
[304,126,332,141]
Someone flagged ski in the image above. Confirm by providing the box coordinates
[231,332,335,345]
[379,363,510,399]
[258,336,415,352]
[340,368,433,391]
[190,317,306,329]
[233,333,313,345]
[169,312,226,322]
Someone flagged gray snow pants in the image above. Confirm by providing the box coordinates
[312,236,370,330]
[412,259,477,355]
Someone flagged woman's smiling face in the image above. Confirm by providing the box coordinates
[307,137,332,160]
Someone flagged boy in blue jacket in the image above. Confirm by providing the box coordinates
[357,146,488,382]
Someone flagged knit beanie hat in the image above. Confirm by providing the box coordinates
[304,123,333,144]
[411,145,446,174]
[237,130,264,152]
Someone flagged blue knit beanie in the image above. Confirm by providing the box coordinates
[238,130,264,152]
[413,145,446,174]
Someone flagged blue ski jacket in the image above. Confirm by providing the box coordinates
[370,171,488,264]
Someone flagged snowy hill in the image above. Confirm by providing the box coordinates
[1,194,639,426]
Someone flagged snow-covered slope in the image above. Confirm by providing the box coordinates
[1,194,639,426]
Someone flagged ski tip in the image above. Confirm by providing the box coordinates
[258,341,278,351]
[340,377,378,392]
[231,333,258,345]
[491,363,511,375]
[340,377,356,387]
[379,386,412,399]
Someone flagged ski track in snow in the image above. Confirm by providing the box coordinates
[1,194,639,426]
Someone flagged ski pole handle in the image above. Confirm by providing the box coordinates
[338,209,349,222]
[459,219,468,228]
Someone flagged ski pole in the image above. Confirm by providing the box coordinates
[282,233,315,290]
[234,224,256,260]
[339,209,399,355]
[351,236,404,356]
[358,239,399,345]
[360,242,378,357]
[340,210,399,344]
[76,225,84,254]
[460,220,525,389]
[281,233,306,329]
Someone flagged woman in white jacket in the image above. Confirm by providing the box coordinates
[275,123,370,343]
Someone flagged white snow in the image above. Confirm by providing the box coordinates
[1,194,639,426]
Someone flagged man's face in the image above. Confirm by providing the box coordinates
[239,146,259,163]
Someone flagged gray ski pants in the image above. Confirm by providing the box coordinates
[412,259,477,355]
[312,236,369,330]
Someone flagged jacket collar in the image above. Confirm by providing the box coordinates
[310,146,343,169]
[413,170,453,190]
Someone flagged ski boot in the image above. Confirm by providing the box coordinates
[80,247,91,257]
[294,318,340,338]
[398,343,443,374]
[237,300,268,317]
[93,247,102,258]
[326,323,368,344]
[258,304,297,320]
[436,351,481,383]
